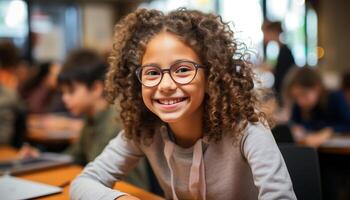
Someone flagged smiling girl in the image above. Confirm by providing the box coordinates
[70,8,296,200]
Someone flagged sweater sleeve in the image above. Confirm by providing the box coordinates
[241,123,297,200]
[70,130,144,200]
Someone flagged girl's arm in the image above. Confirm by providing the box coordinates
[241,123,297,200]
[70,130,144,200]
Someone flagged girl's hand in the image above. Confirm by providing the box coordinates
[116,195,141,200]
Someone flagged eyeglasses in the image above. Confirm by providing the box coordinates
[135,60,205,87]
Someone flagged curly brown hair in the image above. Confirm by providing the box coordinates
[106,8,262,144]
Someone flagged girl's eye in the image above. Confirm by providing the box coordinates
[174,66,192,74]
[146,70,160,76]
[143,68,160,76]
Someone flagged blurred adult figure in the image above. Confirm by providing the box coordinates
[262,21,295,104]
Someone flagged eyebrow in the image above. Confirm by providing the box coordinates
[141,59,198,68]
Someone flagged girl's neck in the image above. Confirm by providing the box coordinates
[167,108,204,148]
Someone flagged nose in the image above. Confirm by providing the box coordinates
[158,72,177,92]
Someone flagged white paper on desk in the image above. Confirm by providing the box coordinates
[0,175,62,200]
[322,137,350,147]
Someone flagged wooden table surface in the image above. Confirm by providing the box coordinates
[318,135,350,155]
[0,146,164,200]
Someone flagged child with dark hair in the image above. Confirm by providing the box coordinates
[70,9,295,200]
[286,67,350,147]
[57,49,115,162]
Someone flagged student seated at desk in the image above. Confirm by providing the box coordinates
[285,67,350,147]
[70,9,296,200]
[20,49,150,190]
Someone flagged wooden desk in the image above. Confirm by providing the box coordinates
[0,146,164,200]
[0,146,20,161]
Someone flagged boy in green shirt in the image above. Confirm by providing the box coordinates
[59,49,150,189]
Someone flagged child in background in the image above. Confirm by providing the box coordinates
[286,67,350,147]
[57,49,121,165]
[70,9,296,200]
[21,49,150,190]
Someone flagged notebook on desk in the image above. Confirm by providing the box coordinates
[0,175,62,200]
[0,153,73,175]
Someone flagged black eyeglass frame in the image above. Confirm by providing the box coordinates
[135,60,205,87]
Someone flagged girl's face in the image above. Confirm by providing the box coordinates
[291,85,320,111]
[141,32,206,123]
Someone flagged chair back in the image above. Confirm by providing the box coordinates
[279,144,322,200]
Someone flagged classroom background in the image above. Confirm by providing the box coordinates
[1,0,350,200]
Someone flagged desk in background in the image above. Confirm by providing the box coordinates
[0,146,164,200]
[318,135,350,155]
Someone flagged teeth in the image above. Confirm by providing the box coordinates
[158,98,184,105]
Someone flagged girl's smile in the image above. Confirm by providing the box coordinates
[153,96,189,112]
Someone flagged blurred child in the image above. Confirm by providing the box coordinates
[70,9,296,200]
[286,67,350,147]
[21,49,150,189]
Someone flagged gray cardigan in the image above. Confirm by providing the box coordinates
[70,122,296,200]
